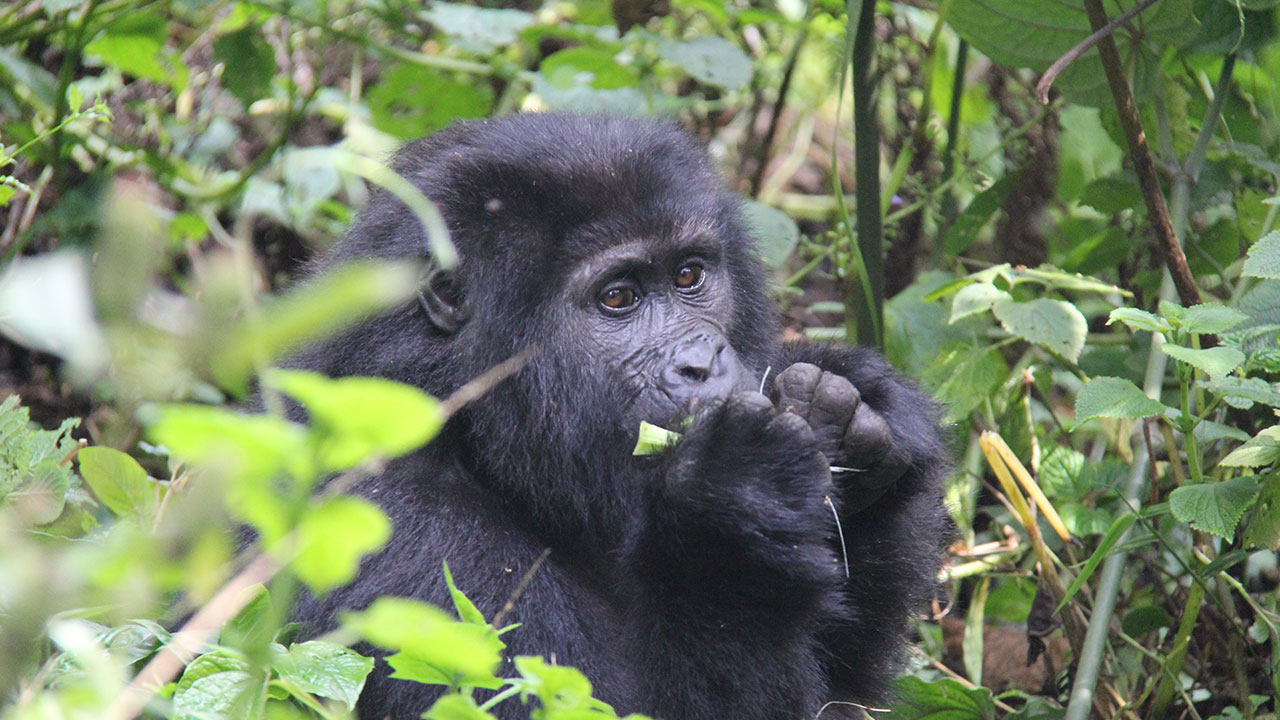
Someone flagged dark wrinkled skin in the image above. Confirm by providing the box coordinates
[285,114,950,720]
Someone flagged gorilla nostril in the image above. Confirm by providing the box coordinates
[677,364,712,383]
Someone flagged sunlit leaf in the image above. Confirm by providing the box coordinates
[1170,477,1261,541]
[993,298,1087,362]
[1073,377,1168,429]
[77,446,156,519]
[1243,231,1280,279]
[292,496,391,593]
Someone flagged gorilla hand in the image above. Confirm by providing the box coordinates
[773,363,910,511]
[654,392,842,599]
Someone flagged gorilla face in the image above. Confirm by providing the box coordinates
[553,237,755,427]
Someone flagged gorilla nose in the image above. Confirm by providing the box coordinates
[659,334,745,401]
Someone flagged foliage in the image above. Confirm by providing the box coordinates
[1,0,1279,718]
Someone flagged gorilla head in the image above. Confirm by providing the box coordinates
[289,113,949,720]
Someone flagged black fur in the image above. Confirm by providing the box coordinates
[286,113,949,720]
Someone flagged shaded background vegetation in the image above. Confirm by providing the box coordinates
[1,0,1280,718]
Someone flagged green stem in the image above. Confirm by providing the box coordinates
[1148,576,1207,719]
[846,0,883,349]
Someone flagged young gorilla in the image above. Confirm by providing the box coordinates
[288,113,949,720]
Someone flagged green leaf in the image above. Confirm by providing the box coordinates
[1205,376,1280,409]
[424,694,499,720]
[266,370,445,471]
[1121,605,1174,636]
[77,446,155,518]
[1169,477,1262,541]
[1107,307,1170,334]
[1161,344,1244,382]
[659,37,753,90]
[293,497,391,593]
[424,3,534,47]
[211,261,421,395]
[1178,303,1249,334]
[85,13,188,91]
[272,641,375,710]
[633,421,681,455]
[344,598,503,688]
[1073,377,1168,429]
[1056,513,1137,613]
[514,656,595,712]
[213,26,274,106]
[1039,446,1086,498]
[949,282,1010,323]
[992,298,1087,362]
[1079,176,1142,214]
[1244,476,1280,550]
[1243,230,1280,279]
[943,172,1020,254]
[741,201,799,270]
[890,675,997,720]
[367,64,493,139]
[174,652,256,719]
[923,345,1008,423]
[443,561,488,626]
[220,585,275,650]
[540,47,638,90]
[1219,426,1280,468]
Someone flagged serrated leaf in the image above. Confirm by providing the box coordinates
[1244,476,1280,550]
[993,298,1087,362]
[924,345,1008,423]
[1178,303,1249,334]
[1161,344,1244,381]
[293,497,391,593]
[1107,307,1169,334]
[1243,231,1280,279]
[77,446,155,518]
[1205,376,1280,409]
[891,675,997,720]
[1169,477,1261,540]
[950,282,1010,323]
[1220,426,1280,468]
[273,641,375,710]
[1073,377,1168,429]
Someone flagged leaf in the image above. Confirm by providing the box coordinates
[424,3,535,47]
[293,497,391,593]
[266,370,445,471]
[1169,477,1262,541]
[923,345,1008,423]
[1219,426,1280,468]
[213,26,274,106]
[367,64,493,139]
[1073,377,1169,429]
[741,200,799,270]
[220,585,275,650]
[344,598,504,688]
[1243,230,1280,279]
[77,446,155,518]
[992,298,1087,362]
[174,652,255,719]
[85,13,188,91]
[949,282,1010,323]
[0,251,110,377]
[273,641,375,710]
[890,675,997,720]
[633,421,681,455]
[443,561,488,626]
[943,172,1020,254]
[211,261,421,395]
[1056,513,1137,613]
[659,37,753,90]
[424,694,499,720]
[540,47,638,90]
[1178,303,1249,334]
[1205,376,1280,409]
[1107,307,1170,334]
[1244,476,1280,550]
[514,656,595,712]
[1161,344,1244,382]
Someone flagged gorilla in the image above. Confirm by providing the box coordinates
[287,113,949,720]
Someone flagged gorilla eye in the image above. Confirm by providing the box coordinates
[599,286,639,311]
[674,264,705,290]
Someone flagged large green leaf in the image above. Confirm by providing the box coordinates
[1161,344,1245,381]
[292,497,391,593]
[993,298,1087,362]
[659,37,753,90]
[367,64,493,139]
[1219,426,1280,468]
[1169,477,1261,541]
[891,675,997,720]
[77,446,156,519]
[345,597,504,689]
[272,641,375,710]
[1243,231,1280,279]
[947,0,1197,106]
[85,13,188,91]
[212,26,273,106]
[1073,376,1168,428]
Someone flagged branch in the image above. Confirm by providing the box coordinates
[1035,0,1161,104]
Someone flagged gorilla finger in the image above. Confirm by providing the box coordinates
[724,391,776,424]
[767,408,817,444]
[808,372,860,436]
[774,363,822,418]
[842,404,894,470]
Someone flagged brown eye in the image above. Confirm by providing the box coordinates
[674,264,704,289]
[599,286,638,310]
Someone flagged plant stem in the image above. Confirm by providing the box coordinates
[847,0,884,348]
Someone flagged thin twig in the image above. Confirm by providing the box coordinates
[439,347,537,418]
[1035,0,1162,104]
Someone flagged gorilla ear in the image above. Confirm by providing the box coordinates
[417,267,467,334]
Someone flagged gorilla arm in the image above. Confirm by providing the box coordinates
[773,342,951,701]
